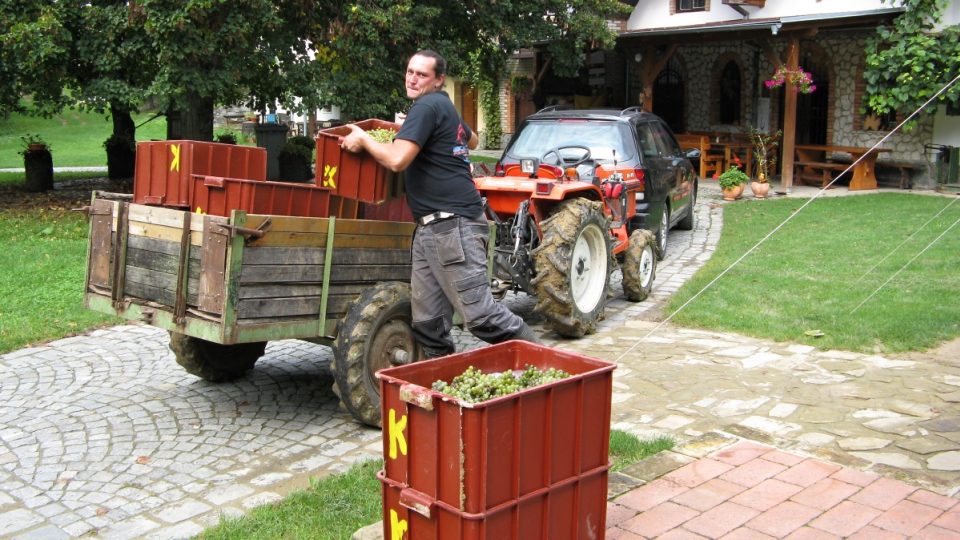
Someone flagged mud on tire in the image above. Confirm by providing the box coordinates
[622,229,657,302]
[332,282,421,427]
[531,198,613,338]
[169,333,266,382]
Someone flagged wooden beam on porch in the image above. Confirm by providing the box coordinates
[639,44,678,112]
[779,37,800,193]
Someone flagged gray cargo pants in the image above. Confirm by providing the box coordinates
[410,213,526,358]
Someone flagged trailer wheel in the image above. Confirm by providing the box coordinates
[531,198,613,338]
[332,281,421,427]
[622,229,657,302]
[169,333,266,382]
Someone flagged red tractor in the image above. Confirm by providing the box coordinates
[473,107,698,338]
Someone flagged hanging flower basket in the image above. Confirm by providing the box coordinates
[765,65,816,94]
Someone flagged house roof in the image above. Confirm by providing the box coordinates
[619,7,904,41]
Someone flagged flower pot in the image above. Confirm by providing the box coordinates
[721,184,743,201]
[750,181,770,199]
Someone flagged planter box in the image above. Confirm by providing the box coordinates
[376,340,614,539]
[316,119,402,204]
[134,141,267,208]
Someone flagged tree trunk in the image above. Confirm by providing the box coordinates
[107,104,137,179]
[166,93,214,141]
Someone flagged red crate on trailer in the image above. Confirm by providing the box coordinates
[379,466,607,540]
[134,140,267,208]
[376,340,614,539]
[316,119,400,204]
[190,175,332,218]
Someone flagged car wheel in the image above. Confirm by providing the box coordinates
[655,203,669,260]
[676,185,696,231]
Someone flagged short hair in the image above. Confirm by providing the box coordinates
[414,50,446,77]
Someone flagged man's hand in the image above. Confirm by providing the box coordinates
[338,124,367,153]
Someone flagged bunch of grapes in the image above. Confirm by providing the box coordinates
[431,364,571,404]
[366,128,397,143]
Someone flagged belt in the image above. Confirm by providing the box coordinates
[417,211,457,226]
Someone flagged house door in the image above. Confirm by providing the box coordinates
[653,58,685,133]
[796,55,829,145]
[462,84,478,131]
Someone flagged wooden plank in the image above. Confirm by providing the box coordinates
[238,264,411,284]
[88,198,115,289]
[245,214,415,236]
[127,220,205,245]
[125,264,200,298]
[247,232,413,249]
[238,282,368,300]
[242,246,410,266]
[236,294,359,319]
[198,214,229,314]
[127,204,226,232]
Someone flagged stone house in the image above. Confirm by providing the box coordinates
[488,0,960,189]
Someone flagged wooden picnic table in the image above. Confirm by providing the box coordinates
[795,144,892,190]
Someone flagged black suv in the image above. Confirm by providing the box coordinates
[500,107,698,258]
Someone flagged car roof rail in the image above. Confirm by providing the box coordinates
[536,105,572,113]
[620,106,643,116]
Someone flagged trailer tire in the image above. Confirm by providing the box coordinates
[531,198,613,338]
[169,333,266,382]
[332,281,421,428]
[622,229,657,302]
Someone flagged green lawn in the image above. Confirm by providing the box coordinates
[0,108,168,168]
[667,193,960,353]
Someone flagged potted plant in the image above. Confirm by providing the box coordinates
[20,134,53,193]
[103,133,136,180]
[749,128,781,199]
[718,166,749,201]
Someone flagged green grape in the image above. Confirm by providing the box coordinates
[431,364,572,404]
[367,128,397,143]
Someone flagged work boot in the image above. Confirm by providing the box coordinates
[512,322,542,345]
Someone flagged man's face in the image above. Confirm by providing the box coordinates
[405,54,444,100]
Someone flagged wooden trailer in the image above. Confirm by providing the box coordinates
[83,195,419,426]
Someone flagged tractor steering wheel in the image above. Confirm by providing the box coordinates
[541,145,592,168]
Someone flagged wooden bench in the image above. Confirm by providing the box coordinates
[878,160,923,189]
[676,134,724,179]
[794,161,850,187]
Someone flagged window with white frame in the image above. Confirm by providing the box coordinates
[677,0,706,12]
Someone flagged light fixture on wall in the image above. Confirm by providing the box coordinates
[770,23,781,35]
[634,52,643,63]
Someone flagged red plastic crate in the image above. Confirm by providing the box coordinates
[316,119,401,204]
[379,466,608,540]
[376,340,615,521]
[190,175,332,218]
[134,141,267,208]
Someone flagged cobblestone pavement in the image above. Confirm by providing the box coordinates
[2,183,958,539]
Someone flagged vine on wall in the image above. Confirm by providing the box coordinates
[479,76,502,149]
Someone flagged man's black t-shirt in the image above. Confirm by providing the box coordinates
[396,91,483,220]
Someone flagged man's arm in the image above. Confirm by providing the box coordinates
[468,129,478,150]
[339,124,420,172]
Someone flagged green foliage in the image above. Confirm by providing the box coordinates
[214,131,238,145]
[278,140,312,162]
[287,135,316,151]
[103,133,134,152]
[864,0,960,126]
[718,166,749,189]
[18,133,49,156]
[478,77,502,149]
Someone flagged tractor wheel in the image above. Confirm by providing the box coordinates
[169,333,266,382]
[622,229,657,302]
[332,282,421,427]
[531,198,613,338]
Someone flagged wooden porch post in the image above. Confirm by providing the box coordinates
[639,45,677,112]
[779,38,800,194]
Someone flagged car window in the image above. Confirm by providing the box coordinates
[635,123,660,159]
[651,121,681,157]
[506,121,636,162]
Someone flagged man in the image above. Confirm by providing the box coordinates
[339,49,538,358]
